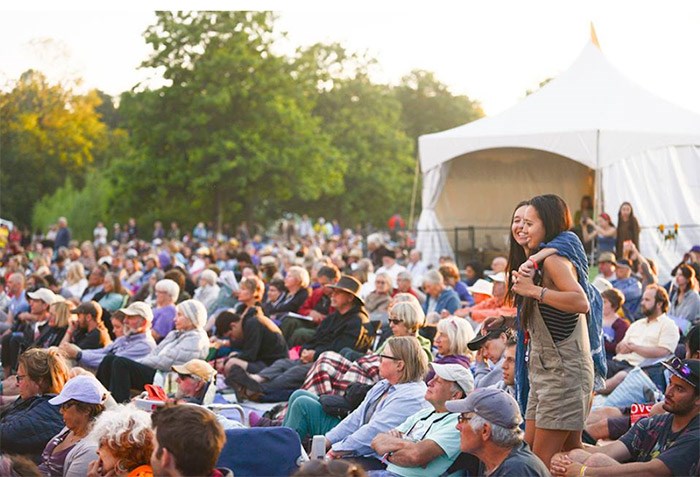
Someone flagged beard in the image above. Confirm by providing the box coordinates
[641,305,655,317]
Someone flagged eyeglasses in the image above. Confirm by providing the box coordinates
[379,354,402,362]
[177,373,192,380]
[388,318,403,325]
[15,374,27,383]
[457,413,474,424]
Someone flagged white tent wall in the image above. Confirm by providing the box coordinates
[602,145,700,284]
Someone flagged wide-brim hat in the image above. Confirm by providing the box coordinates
[468,279,493,296]
[325,275,364,305]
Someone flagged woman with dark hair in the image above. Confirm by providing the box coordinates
[601,288,630,359]
[463,260,484,287]
[668,263,700,327]
[509,194,594,467]
[615,201,640,259]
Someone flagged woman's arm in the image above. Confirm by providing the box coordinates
[512,256,589,314]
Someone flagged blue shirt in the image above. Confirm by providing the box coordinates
[423,288,461,316]
[326,379,429,458]
[612,277,643,319]
[79,332,157,369]
[9,291,29,317]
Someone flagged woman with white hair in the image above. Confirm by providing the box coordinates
[151,279,179,342]
[193,269,220,310]
[267,265,310,320]
[95,300,209,403]
[427,316,475,382]
[86,405,153,477]
[64,262,88,299]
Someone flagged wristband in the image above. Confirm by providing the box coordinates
[528,258,539,271]
[537,287,548,303]
[579,465,587,477]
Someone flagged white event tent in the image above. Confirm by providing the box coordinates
[416,39,700,282]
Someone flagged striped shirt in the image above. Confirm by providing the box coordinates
[539,303,578,343]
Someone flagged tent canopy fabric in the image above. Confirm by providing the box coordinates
[416,41,700,281]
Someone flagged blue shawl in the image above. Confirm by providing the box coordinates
[515,231,607,414]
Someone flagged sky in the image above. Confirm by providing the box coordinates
[1,1,700,117]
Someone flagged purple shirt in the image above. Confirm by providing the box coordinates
[152,305,177,339]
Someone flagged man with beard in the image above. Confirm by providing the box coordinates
[170,359,216,404]
[551,358,699,477]
[59,301,111,351]
[605,285,680,393]
[60,302,156,372]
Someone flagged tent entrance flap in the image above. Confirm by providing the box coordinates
[434,147,594,252]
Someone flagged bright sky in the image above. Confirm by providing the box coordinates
[1,1,700,117]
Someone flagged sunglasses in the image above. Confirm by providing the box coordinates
[665,357,697,385]
[388,318,403,325]
[379,354,402,361]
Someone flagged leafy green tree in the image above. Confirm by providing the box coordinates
[0,70,106,225]
[395,69,484,143]
[112,11,341,231]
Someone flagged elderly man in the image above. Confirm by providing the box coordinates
[406,249,429,289]
[171,359,216,404]
[594,252,616,282]
[369,363,474,477]
[0,272,29,335]
[375,250,407,289]
[448,388,550,476]
[422,270,461,323]
[61,301,157,371]
[551,359,700,477]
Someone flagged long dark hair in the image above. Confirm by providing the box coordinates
[520,194,573,326]
[616,201,640,258]
[506,201,530,306]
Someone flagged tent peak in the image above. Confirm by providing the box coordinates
[590,22,601,49]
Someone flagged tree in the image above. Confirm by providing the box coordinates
[0,70,106,225]
[112,11,341,231]
[394,69,484,143]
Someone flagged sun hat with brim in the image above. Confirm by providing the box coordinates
[661,358,699,389]
[118,301,154,322]
[325,275,365,305]
[616,259,632,269]
[598,252,616,264]
[445,387,522,429]
[467,325,508,351]
[490,272,507,283]
[468,279,493,296]
[49,375,109,406]
[27,288,61,305]
[172,359,216,381]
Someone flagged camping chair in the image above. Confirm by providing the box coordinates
[216,427,305,477]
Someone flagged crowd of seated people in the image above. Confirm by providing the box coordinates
[0,210,698,476]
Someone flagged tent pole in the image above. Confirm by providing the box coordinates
[408,154,421,230]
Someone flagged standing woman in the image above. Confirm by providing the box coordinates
[510,195,593,467]
[615,202,640,260]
